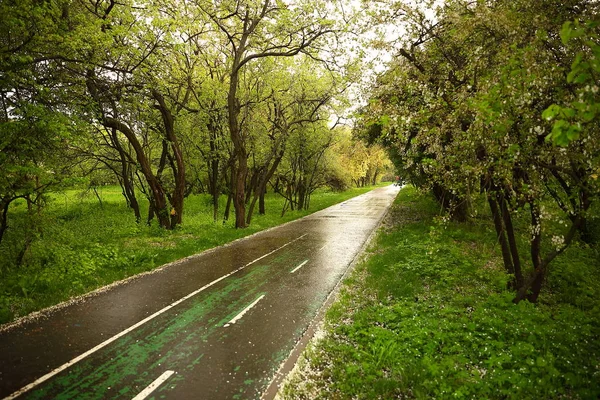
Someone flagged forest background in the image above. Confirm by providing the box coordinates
[0,0,392,323]
[1,1,600,395]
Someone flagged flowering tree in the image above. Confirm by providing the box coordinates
[359,0,600,302]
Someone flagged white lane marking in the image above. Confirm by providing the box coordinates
[290,260,308,274]
[318,244,327,251]
[223,295,265,327]
[131,370,175,400]
[246,234,307,267]
[4,234,308,400]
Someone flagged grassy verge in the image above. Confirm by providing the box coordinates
[0,184,388,325]
[279,186,600,399]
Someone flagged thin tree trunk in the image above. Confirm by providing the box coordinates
[92,187,103,208]
[234,152,248,228]
[0,198,10,246]
[487,195,515,283]
[111,128,140,222]
[223,163,235,224]
[246,153,283,225]
[153,90,185,228]
[211,155,220,223]
[103,119,171,229]
[259,189,266,215]
[499,193,524,287]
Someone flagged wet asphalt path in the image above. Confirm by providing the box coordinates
[0,185,400,400]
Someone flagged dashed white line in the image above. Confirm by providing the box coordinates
[4,234,307,400]
[224,295,266,327]
[131,370,175,400]
[290,260,309,274]
[245,234,307,267]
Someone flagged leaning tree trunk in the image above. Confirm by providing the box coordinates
[87,75,171,228]
[499,193,524,287]
[111,127,141,222]
[246,151,283,225]
[153,90,185,228]
[104,119,171,229]
[487,194,516,286]
[513,201,585,303]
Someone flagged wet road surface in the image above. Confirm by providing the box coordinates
[0,185,400,400]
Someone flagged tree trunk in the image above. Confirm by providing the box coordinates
[223,163,235,224]
[246,167,260,204]
[499,193,524,287]
[153,90,185,228]
[297,180,306,210]
[0,197,10,246]
[111,128,140,222]
[147,202,155,226]
[234,153,248,228]
[514,206,585,303]
[487,195,515,281]
[209,133,220,223]
[212,184,220,223]
[104,118,171,229]
[372,169,380,186]
[246,152,283,225]
[259,190,266,215]
[228,56,248,228]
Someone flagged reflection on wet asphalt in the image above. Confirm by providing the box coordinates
[0,185,400,399]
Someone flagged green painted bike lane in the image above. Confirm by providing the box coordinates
[21,240,311,399]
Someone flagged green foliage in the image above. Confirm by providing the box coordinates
[281,187,600,399]
[544,19,600,147]
[356,0,600,302]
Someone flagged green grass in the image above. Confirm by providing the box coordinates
[0,184,388,325]
[280,186,600,399]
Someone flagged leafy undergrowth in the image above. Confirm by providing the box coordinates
[279,186,600,399]
[0,184,385,325]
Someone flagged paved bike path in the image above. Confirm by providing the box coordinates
[0,185,399,399]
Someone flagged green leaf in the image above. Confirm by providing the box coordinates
[573,72,591,84]
[547,120,570,146]
[561,108,576,119]
[379,115,391,126]
[560,21,574,44]
[542,104,560,120]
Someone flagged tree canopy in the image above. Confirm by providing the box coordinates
[357,0,599,302]
[3,0,598,304]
